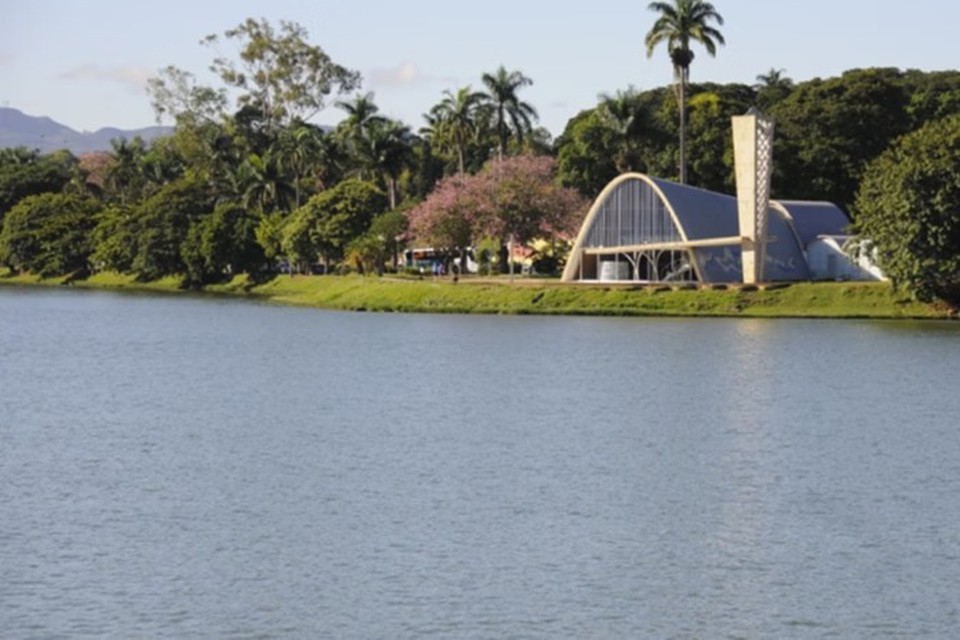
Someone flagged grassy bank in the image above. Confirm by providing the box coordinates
[1,267,952,319]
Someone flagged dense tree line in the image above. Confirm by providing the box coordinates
[1,15,958,301]
[0,19,559,283]
[555,68,960,210]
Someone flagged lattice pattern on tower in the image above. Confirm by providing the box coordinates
[754,114,775,281]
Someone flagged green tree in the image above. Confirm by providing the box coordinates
[684,84,752,192]
[279,209,316,272]
[854,115,960,303]
[146,18,359,206]
[426,87,487,175]
[90,204,137,272]
[147,65,228,127]
[234,151,294,215]
[255,211,287,264]
[555,87,676,197]
[138,137,185,195]
[645,0,725,184]
[129,177,214,280]
[345,232,389,275]
[903,70,960,130]
[357,120,414,209]
[182,203,265,285]
[0,149,74,227]
[0,147,39,166]
[315,132,349,191]
[162,118,237,191]
[754,67,793,110]
[771,68,910,209]
[105,137,148,206]
[273,123,325,209]
[203,18,361,131]
[335,92,388,176]
[230,102,279,156]
[368,208,410,270]
[0,192,100,276]
[598,88,651,173]
[408,136,446,200]
[555,109,621,198]
[282,179,387,269]
[517,126,555,156]
[480,66,539,160]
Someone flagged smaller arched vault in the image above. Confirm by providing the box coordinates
[561,173,850,284]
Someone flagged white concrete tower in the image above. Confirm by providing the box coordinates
[732,108,775,284]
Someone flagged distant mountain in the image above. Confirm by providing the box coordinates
[0,107,173,154]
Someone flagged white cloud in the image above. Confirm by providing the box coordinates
[0,52,14,67]
[58,64,153,94]
[369,62,422,88]
[368,62,457,89]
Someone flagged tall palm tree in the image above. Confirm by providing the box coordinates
[138,138,184,196]
[274,123,326,208]
[755,67,790,89]
[335,93,388,166]
[598,89,650,173]
[645,0,725,184]
[348,119,414,209]
[754,67,794,109]
[106,137,147,206]
[480,66,539,160]
[311,133,347,192]
[235,151,294,214]
[427,86,486,175]
[370,121,414,209]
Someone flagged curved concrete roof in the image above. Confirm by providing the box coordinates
[648,177,740,241]
[563,173,845,283]
[772,200,851,247]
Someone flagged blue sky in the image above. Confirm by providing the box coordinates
[2,0,959,138]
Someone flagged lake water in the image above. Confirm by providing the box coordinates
[2,287,960,638]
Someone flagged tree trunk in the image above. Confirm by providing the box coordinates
[498,108,506,161]
[678,67,687,185]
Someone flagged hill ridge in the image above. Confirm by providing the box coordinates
[0,107,172,154]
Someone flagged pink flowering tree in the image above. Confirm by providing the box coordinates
[479,154,586,244]
[407,175,480,269]
[407,154,588,273]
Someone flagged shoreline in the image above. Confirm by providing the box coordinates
[0,270,953,320]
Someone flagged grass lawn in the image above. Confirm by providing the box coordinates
[2,268,951,320]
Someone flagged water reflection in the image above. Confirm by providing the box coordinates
[2,289,959,637]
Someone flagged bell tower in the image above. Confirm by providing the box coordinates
[731,108,775,284]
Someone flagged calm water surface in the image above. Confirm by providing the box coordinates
[2,288,960,638]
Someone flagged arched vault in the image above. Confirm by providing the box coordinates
[562,174,847,284]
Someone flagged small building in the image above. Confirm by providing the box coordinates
[561,173,874,284]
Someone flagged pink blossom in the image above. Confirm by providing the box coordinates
[407,154,588,249]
